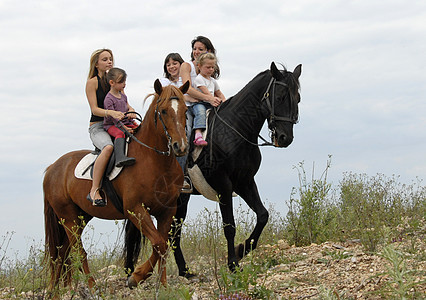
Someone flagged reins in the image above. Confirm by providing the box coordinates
[212,105,273,147]
[212,76,298,147]
[117,110,173,156]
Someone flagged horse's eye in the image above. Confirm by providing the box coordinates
[161,109,167,114]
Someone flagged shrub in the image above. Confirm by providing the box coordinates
[284,156,336,246]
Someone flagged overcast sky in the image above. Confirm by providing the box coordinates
[1,0,425,259]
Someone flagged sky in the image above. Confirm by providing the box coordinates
[1,0,425,260]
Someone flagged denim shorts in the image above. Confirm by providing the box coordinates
[88,122,113,150]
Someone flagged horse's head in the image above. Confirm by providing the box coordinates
[265,62,302,147]
[152,79,190,156]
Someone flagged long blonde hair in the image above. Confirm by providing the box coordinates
[87,48,114,80]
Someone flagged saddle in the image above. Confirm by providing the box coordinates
[74,140,131,214]
[74,141,128,181]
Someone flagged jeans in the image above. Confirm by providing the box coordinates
[188,102,210,130]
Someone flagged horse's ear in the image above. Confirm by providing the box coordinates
[270,62,284,80]
[293,64,302,80]
[154,79,163,95]
[180,80,190,95]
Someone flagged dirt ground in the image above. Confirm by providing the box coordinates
[5,237,424,299]
[106,237,425,299]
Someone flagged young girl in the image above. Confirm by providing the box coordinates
[159,52,184,87]
[103,67,138,167]
[191,52,226,146]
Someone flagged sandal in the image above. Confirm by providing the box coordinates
[194,136,208,146]
[87,189,107,207]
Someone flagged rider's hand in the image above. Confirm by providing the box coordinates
[126,110,137,120]
[110,110,125,120]
[205,94,221,107]
[124,125,134,134]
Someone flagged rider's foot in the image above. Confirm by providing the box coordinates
[87,188,107,207]
[194,136,207,146]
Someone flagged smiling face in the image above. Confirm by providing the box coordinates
[96,51,113,74]
[192,41,208,61]
[166,58,181,81]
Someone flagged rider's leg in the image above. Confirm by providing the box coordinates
[107,125,136,167]
[89,145,113,203]
[88,122,114,205]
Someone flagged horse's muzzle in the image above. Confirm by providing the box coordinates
[172,141,189,157]
[274,133,293,148]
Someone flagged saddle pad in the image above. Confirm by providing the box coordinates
[74,153,123,181]
[188,164,219,202]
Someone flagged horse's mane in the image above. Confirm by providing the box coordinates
[143,85,182,111]
[240,65,298,95]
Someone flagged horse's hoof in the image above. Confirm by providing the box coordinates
[228,260,240,273]
[180,271,196,279]
[127,275,138,289]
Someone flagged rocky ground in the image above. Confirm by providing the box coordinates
[180,238,426,299]
[4,237,425,299]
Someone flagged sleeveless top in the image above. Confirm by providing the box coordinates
[188,61,197,88]
[90,75,110,123]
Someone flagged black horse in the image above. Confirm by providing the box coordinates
[124,62,302,279]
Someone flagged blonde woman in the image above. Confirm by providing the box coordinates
[86,49,126,206]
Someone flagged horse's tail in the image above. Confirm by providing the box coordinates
[123,219,142,276]
[43,167,71,287]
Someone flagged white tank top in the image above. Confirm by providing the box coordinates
[189,61,197,88]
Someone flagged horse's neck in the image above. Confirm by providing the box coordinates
[225,74,271,135]
[135,114,171,157]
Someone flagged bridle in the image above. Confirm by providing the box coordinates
[213,75,298,147]
[262,77,299,145]
[118,96,181,156]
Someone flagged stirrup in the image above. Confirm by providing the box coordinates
[181,176,193,194]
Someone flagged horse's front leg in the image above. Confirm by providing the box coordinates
[156,206,177,285]
[218,194,239,272]
[234,180,269,260]
[126,206,167,288]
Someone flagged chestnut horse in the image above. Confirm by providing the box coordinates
[43,80,189,293]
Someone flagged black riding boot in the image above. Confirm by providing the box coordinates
[114,138,135,167]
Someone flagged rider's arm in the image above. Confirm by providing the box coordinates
[180,62,215,103]
[215,89,226,102]
[86,78,124,120]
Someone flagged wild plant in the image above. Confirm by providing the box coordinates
[285,156,336,246]
[217,242,274,299]
[338,173,425,252]
[375,244,426,299]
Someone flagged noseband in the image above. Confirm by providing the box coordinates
[258,77,298,145]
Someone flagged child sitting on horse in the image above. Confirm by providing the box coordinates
[191,52,226,146]
[103,67,138,167]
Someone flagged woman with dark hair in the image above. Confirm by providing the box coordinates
[159,53,184,87]
[180,36,222,108]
